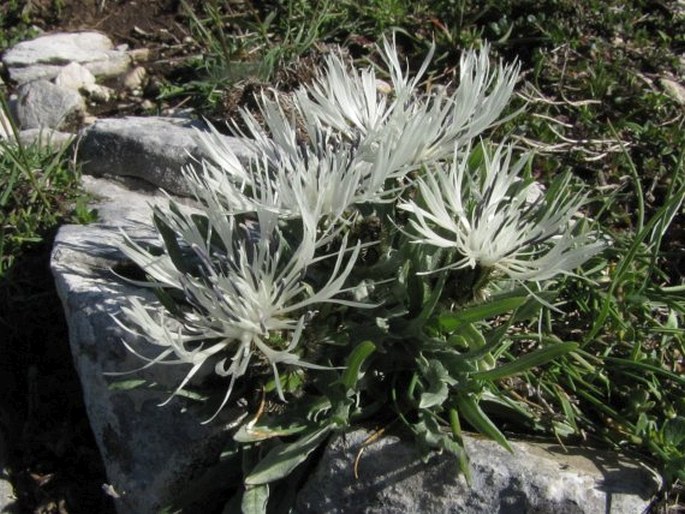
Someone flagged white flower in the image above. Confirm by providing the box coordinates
[191,35,521,231]
[117,198,367,421]
[297,36,521,170]
[399,142,604,282]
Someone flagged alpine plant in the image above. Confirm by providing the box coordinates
[115,35,603,426]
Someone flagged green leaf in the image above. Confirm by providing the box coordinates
[418,358,455,409]
[153,209,194,275]
[244,426,332,485]
[663,417,685,447]
[241,484,269,514]
[341,340,376,392]
[455,393,512,452]
[473,342,577,381]
[108,379,147,391]
[458,322,487,350]
[448,408,471,482]
[511,291,557,322]
[234,422,307,443]
[439,295,528,331]
[414,411,471,480]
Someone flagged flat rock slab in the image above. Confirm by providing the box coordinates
[3,32,131,85]
[77,116,253,196]
[51,176,245,514]
[296,430,660,514]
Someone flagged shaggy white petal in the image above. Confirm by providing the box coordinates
[399,143,604,282]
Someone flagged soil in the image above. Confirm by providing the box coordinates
[0,2,209,513]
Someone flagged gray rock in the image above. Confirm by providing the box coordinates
[13,80,84,130]
[0,470,18,514]
[54,61,96,91]
[3,32,131,85]
[51,176,246,514]
[18,128,74,149]
[122,66,147,91]
[77,116,253,196]
[296,430,660,514]
[0,418,18,514]
[82,83,114,104]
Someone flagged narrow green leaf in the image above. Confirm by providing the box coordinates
[459,322,486,350]
[108,379,147,391]
[341,340,376,392]
[455,394,513,452]
[234,422,307,443]
[473,342,577,381]
[511,291,557,322]
[241,484,269,514]
[244,426,331,485]
[153,210,194,275]
[603,356,685,386]
[439,296,528,330]
[449,408,471,483]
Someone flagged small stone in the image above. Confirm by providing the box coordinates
[123,66,147,91]
[661,77,685,105]
[0,469,18,514]
[140,99,155,111]
[82,83,113,103]
[54,62,96,91]
[13,80,85,130]
[128,48,151,63]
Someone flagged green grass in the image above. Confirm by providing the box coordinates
[0,96,95,278]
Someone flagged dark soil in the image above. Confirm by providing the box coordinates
[0,2,206,513]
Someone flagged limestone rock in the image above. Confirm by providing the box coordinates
[3,32,131,85]
[122,66,147,91]
[13,80,85,130]
[51,175,245,514]
[18,128,74,149]
[82,83,114,104]
[54,62,96,91]
[296,430,660,514]
[0,470,17,514]
[77,116,253,196]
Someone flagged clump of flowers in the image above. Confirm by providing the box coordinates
[115,35,604,511]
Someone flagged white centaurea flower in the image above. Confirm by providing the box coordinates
[191,36,520,233]
[117,195,368,421]
[399,142,605,282]
[297,35,520,171]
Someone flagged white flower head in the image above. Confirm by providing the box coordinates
[297,35,521,170]
[117,197,367,421]
[399,142,605,282]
